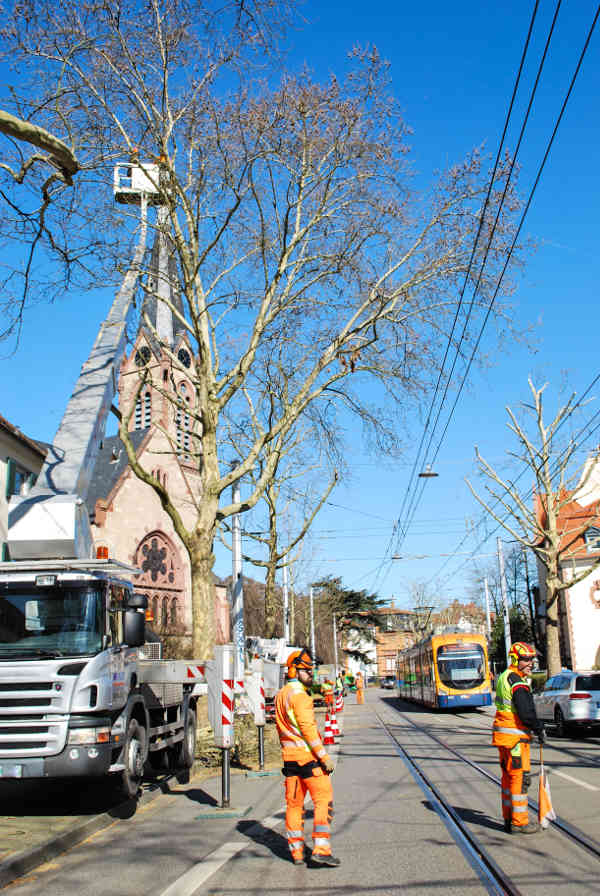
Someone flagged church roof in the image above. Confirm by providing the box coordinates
[86,429,148,520]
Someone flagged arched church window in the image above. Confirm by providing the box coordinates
[161,598,169,629]
[170,599,178,626]
[144,392,152,427]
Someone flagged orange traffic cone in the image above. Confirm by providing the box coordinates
[336,693,344,713]
[538,746,556,829]
[323,712,334,746]
[330,710,341,742]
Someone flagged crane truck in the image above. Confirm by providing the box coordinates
[0,165,202,799]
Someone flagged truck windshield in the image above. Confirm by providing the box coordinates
[436,643,486,690]
[0,585,103,658]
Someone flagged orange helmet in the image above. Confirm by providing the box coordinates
[509,642,536,666]
[286,648,314,678]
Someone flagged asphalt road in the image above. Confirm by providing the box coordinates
[2,692,600,895]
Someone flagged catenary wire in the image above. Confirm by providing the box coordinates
[395,0,563,561]
[393,3,600,573]
[380,0,542,578]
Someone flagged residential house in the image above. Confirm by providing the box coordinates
[534,454,600,670]
[0,414,47,561]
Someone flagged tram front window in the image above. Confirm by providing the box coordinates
[437,643,485,690]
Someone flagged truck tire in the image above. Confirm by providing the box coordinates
[118,717,146,799]
[171,707,196,770]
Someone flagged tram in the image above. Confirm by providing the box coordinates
[396,629,492,708]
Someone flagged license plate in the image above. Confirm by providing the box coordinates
[0,764,23,778]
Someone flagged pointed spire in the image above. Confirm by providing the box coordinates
[141,206,186,349]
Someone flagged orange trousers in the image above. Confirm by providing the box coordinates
[498,740,531,827]
[356,688,364,704]
[285,768,333,859]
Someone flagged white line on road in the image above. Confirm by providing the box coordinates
[159,812,285,896]
[548,768,599,792]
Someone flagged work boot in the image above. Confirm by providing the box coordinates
[309,853,341,868]
[511,821,540,834]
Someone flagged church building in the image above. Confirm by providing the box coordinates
[86,213,229,655]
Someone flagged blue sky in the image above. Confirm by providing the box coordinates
[2,1,599,611]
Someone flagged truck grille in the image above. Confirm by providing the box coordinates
[0,681,66,758]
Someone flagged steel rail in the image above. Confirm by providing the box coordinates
[377,712,522,896]
[386,704,600,862]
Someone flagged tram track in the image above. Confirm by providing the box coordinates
[376,711,522,896]
[378,705,600,866]
[451,709,600,768]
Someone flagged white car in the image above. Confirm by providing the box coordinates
[533,670,600,737]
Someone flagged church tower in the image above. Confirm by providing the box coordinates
[118,206,199,466]
[85,206,228,656]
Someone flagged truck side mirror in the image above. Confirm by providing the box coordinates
[123,609,145,648]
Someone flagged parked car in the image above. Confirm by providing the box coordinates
[533,670,600,737]
[381,675,396,690]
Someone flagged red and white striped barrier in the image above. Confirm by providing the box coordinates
[206,645,235,748]
[330,710,341,742]
[335,693,344,712]
[186,664,206,680]
[222,678,234,739]
[323,712,334,746]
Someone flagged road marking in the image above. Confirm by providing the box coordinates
[159,811,285,896]
[548,768,599,792]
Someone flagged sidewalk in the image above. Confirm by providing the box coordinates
[172,695,488,895]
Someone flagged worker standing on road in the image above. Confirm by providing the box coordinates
[355,671,364,704]
[275,648,340,868]
[322,678,334,711]
[492,642,545,835]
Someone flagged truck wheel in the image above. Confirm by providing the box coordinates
[171,708,197,770]
[119,717,146,798]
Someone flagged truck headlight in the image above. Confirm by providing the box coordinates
[67,727,110,745]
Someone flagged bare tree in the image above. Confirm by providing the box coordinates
[0,107,81,346]
[467,378,600,676]
[222,468,338,637]
[5,1,526,658]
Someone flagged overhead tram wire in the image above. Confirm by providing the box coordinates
[396,2,599,561]
[430,399,600,589]
[381,0,542,581]
[395,0,563,559]
[422,363,600,589]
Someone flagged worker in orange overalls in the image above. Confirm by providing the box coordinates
[275,649,340,868]
[322,679,334,711]
[355,671,364,704]
[492,642,545,834]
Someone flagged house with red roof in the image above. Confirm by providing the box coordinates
[534,455,600,670]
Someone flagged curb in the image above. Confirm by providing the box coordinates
[0,773,183,890]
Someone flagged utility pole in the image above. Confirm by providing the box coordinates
[231,472,245,691]
[522,545,539,650]
[333,612,339,676]
[483,577,492,639]
[309,586,316,660]
[283,563,290,644]
[497,537,512,666]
